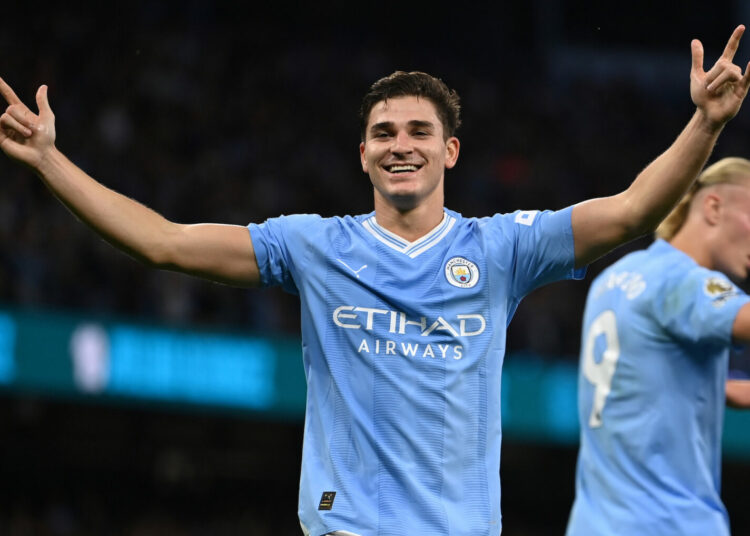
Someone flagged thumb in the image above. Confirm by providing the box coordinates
[36,85,52,117]
[691,39,704,75]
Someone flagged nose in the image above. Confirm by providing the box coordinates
[390,130,413,154]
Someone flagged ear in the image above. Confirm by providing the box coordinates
[444,137,460,169]
[702,192,722,226]
[360,142,368,173]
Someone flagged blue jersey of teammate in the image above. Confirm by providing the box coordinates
[249,206,582,536]
[567,239,750,536]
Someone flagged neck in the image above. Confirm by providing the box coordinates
[668,224,714,270]
[373,195,445,242]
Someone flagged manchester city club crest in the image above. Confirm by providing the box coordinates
[445,257,479,288]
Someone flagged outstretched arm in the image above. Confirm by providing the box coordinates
[571,25,750,267]
[0,79,261,287]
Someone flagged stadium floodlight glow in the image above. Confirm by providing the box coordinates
[70,323,110,393]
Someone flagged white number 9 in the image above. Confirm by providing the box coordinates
[582,310,620,428]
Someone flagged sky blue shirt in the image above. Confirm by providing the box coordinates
[567,239,750,536]
[249,207,582,536]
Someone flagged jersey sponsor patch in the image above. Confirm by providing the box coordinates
[445,257,479,288]
[318,491,336,510]
[704,276,739,307]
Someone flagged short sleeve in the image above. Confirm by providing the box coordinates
[655,270,750,347]
[507,206,586,298]
[247,214,322,294]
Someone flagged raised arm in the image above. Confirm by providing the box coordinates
[572,25,750,267]
[0,78,260,287]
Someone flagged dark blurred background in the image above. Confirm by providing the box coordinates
[2,1,750,534]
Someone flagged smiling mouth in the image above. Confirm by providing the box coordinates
[384,164,421,173]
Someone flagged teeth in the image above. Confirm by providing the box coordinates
[388,165,418,172]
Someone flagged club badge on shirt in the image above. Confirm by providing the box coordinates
[445,257,479,288]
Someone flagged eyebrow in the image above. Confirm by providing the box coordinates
[369,120,436,133]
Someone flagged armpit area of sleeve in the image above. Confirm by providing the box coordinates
[247,223,273,288]
[559,205,587,281]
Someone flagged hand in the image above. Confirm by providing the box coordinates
[691,25,750,128]
[0,78,56,168]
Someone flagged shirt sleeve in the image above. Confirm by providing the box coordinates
[506,206,586,298]
[247,214,322,294]
[654,268,750,347]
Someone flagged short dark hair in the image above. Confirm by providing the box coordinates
[359,71,462,141]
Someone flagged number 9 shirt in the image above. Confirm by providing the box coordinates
[567,239,750,536]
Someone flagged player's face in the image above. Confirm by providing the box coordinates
[713,181,750,281]
[360,96,459,211]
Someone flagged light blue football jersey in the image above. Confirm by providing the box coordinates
[249,207,583,536]
[567,239,750,536]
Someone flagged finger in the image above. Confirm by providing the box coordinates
[741,61,750,90]
[0,77,23,106]
[5,103,37,130]
[691,39,704,74]
[704,61,725,87]
[706,64,743,91]
[0,112,33,137]
[36,85,52,117]
[707,69,741,92]
[721,24,746,61]
[704,58,741,85]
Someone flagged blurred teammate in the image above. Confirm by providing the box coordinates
[2,27,750,536]
[566,157,750,536]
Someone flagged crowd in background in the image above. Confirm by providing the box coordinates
[4,5,745,358]
[3,3,750,534]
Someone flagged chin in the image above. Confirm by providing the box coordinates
[725,268,747,285]
[388,193,420,211]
